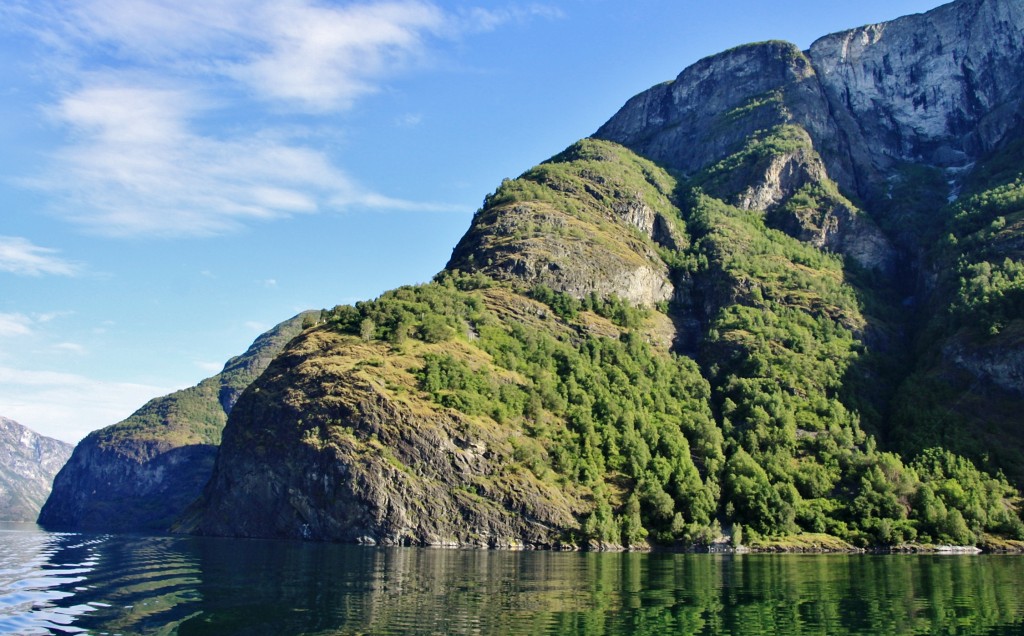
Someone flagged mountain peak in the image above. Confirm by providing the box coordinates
[0,416,72,522]
[596,0,1024,205]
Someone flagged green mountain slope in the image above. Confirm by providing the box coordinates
[890,139,1024,485]
[38,312,316,531]
[188,133,1024,548]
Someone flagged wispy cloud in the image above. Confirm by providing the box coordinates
[41,85,361,237]
[227,1,447,112]
[0,236,81,276]
[10,0,531,238]
[47,0,447,112]
[0,313,33,337]
[395,112,424,127]
[455,4,565,33]
[52,342,87,355]
[243,320,269,332]
[195,360,225,374]
[0,365,177,442]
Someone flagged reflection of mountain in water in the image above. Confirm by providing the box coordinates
[173,544,1024,635]
[2,525,1024,634]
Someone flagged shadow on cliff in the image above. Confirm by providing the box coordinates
[38,443,218,533]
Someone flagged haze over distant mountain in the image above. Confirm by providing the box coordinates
[0,417,72,522]
[45,0,1024,551]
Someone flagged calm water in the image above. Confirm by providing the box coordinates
[2,523,1024,635]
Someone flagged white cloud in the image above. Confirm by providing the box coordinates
[0,313,33,337]
[39,85,387,237]
[343,192,467,212]
[33,83,466,237]
[34,311,72,323]
[0,366,179,443]
[243,321,268,332]
[455,5,565,33]
[42,89,314,235]
[0,236,81,276]
[227,1,446,112]
[195,360,225,374]
[10,0,549,237]
[46,0,447,112]
[395,112,423,127]
[52,342,87,355]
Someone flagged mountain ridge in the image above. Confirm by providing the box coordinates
[0,417,72,522]
[38,311,317,531]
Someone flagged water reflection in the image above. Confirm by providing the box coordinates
[178,543,1024,635]
[0,524,202,634]
[1,523,1024,635]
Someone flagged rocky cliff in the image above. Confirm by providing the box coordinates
[810,0,1024,191]
[181,314,585,547]
[0,417,72,522]
[186,0,1024,549]
[38,312,316,531]
[597,0,1024,206]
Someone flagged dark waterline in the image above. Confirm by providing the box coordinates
[2,523,1024,635]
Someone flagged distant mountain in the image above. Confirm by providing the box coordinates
[38,312,318,531]
[179,0,1024,550]
[0,417,72,522]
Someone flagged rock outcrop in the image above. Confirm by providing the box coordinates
[38,312,316,531]
[810,0,1024,190]
[595,41,854,188]
[447,141,680,307]
[181,323,582,547]
[0,417,72,522]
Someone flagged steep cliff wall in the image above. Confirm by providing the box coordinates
[810,0,1024,194]
[597,0,1024,204]
[38,312,316,531]
[0,417,72,522]
[595,41,856,190]
[182,319,585,547]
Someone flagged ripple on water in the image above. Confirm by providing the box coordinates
[0,525,206,635]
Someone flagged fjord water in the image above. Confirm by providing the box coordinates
[3,523,1024,635]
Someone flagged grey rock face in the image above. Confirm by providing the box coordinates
[738,143,896,273]
[810,0,1024,186]
[183,330,579,548]
[595,40,856,189]
[945,337,1024,398]
[598,0,1024,205]
[0,417,72,522]
[38,436,217,531]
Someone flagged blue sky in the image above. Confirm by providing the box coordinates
[1,0,947,443]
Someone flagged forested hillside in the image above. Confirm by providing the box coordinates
[55,0,1024,550]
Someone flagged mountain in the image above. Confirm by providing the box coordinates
[593,0,1024,484]
[0,417,72,522]
[184,0,1024,550]
[38,312,317,531]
